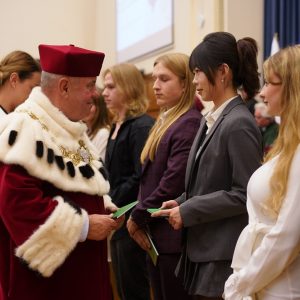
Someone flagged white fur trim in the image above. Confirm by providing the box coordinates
[15,196,88,277]
[103,194,117,211]
[0,87,109,196]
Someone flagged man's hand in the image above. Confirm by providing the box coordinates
[87,214,119,240]
[114,215,125,229]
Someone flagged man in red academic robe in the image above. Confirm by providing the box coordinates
[0,44,122,300]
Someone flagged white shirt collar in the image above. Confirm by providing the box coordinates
[159,106,175,125]
[205,96,237,133]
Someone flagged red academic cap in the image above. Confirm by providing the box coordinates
[38,44,105,77]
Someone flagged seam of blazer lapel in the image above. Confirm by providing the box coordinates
[195,97,242,160]
[220,96,243,116]
[185,120,206,187]
[185,97,243,187]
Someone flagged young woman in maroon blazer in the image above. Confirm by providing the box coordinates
[127,53,201,300]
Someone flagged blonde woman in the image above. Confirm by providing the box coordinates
[0,50,41,117]
[224,45,300,299]
[127,53,201,300]
[102,63,154,300]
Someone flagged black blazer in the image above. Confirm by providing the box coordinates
[178,97,263,262]
[105,114,154,239]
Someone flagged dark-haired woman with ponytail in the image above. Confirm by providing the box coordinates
[152,32,262,299]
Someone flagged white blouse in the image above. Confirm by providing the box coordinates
[224,145,300,300]
[90,127,110,161]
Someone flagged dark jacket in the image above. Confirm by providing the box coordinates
[178,96,262,262]
[105,113,154,239]
[131,107,201,253]
[261,121,279,155]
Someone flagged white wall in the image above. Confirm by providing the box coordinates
[94,1,117,75]
[98,0,227,74]
[95,0,263,75]
[95,0,198,75]
[224,0,264,71]
[0,0,263,78]
[0,0,97,58]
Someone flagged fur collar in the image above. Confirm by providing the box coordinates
[0,87,109,196]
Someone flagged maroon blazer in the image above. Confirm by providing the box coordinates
[131,107,201,254]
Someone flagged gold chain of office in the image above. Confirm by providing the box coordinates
[20,110,94,166]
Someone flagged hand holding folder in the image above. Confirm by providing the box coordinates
[112,200,138,219]
[147,207,169,218]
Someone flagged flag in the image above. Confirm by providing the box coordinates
[270,33,281,125]
[270,33,280,56]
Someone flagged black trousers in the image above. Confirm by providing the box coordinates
[110,232,151,300]
[147,253,193,300]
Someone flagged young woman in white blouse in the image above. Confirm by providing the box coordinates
[83,91,110,160]
[224,45,300,299]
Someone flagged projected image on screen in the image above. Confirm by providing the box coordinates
[116,0,173,62]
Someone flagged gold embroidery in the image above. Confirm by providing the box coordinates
[59,140,93,165]
[20,110,94,166]
[28,112,49,131]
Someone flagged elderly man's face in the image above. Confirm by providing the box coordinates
[254,111,273,128]
[62,77,98,122]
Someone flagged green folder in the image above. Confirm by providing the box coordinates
[147,207,169,218]
[147,208,162,214]
[112,200,138,219]
[146,232,159,266]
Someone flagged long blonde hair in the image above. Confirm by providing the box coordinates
[140,53,195,163]
[102,63,148,121]
[264,45,300,213]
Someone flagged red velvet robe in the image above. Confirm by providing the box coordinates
[0,164,112,300]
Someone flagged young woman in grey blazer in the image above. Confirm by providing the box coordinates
[153,32,263,299]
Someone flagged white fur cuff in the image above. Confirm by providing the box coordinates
[103,194,117,211]
[15,196,88,277]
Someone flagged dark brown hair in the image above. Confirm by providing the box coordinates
[189,32,259,100]
[88,91,111,139]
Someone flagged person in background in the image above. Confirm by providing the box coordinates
[224,44,300,300]
[102,63,154,300]
[194,94,204,112]
[237,86,257,115]
[254,101,279,156]
[0,44,121,300]
[0,50,41,117]
[83,89,111,160]
[152,32,262,300]
[127,53,201,300]
[237,40,258,116]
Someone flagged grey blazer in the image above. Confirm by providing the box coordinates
[178,96,262,262]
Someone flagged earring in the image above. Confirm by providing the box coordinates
[221,79,224,83]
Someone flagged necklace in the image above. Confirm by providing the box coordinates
[21,110,94,166]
